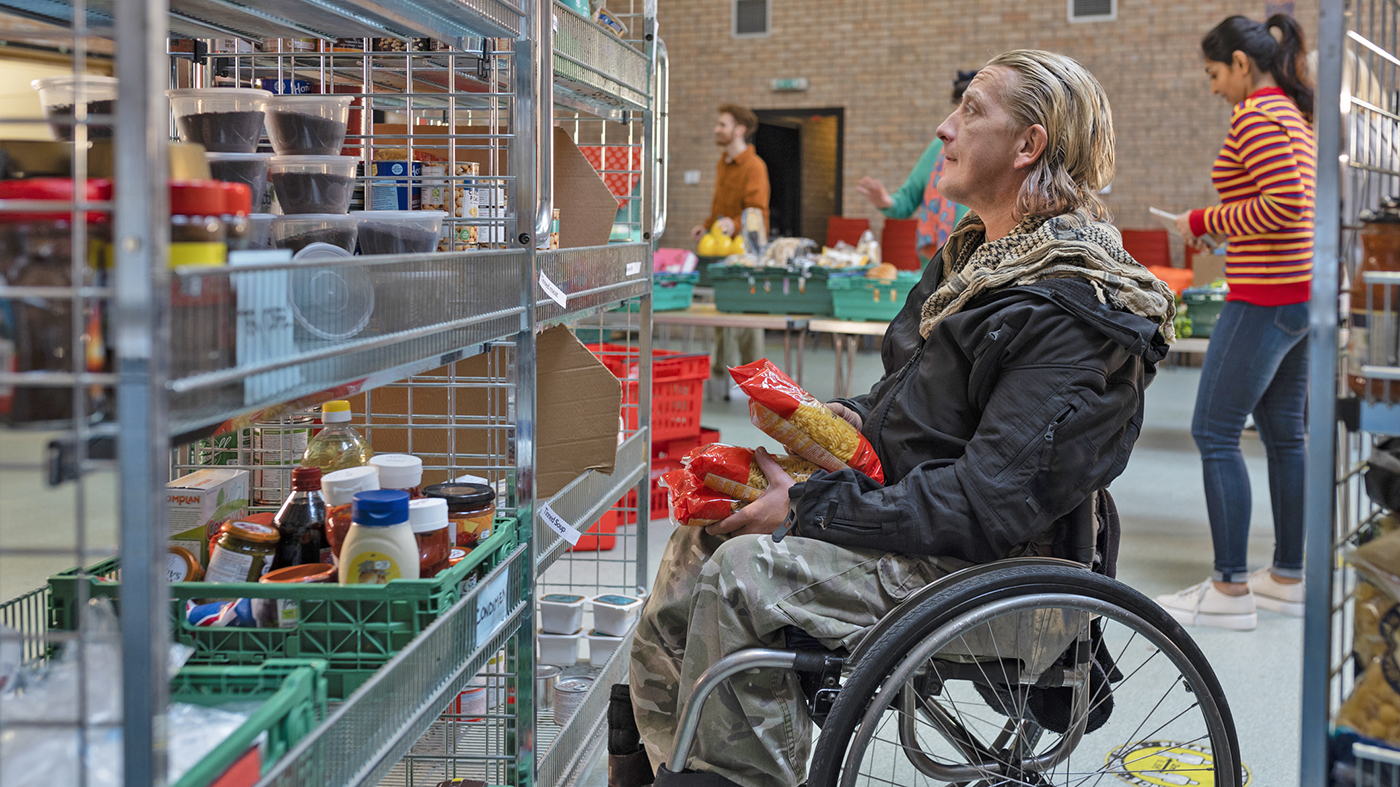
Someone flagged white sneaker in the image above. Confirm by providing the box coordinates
[1155,579,1257,630]
[1248,568,1305,617]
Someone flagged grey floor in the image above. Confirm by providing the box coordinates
[578,335,1302,787]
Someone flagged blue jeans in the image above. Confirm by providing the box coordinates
[1191,300,1309,584]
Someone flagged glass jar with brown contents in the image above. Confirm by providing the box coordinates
[424,482,495,547]
[320,465,379,561]
[409,497,451,578]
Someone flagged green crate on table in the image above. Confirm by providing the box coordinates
[711,265,861,316]
[49,516,518,699]
[828,271,921,321]
[626,272,698,313]
[171,659,328,787]
[696,255,727,287]
[1181,283,1228,338]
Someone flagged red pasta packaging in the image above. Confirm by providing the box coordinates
[729,359,884,483]
[683,443,821,503]
[660,468,741,527]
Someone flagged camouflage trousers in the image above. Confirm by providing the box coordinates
[628,526,952,787]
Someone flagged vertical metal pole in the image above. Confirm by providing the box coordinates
[115,0,170,783]
[1302,1,1345,784]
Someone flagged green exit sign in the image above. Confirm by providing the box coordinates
[770,78,809,92]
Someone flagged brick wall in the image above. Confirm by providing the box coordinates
[799,114,838,241]
[658,0,1316,264]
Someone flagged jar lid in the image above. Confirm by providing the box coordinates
[291,464,322,491]
[408,497,450,533]
[260,563,336,583]
[352,489,410,526]
[170,179,226,216]
[321,399,352,423]
[0,178,113,223]
[226,519,281,543]
[424,482,494,506]
[448,547,470,565]
[220,181,251,217]
[369,454,423,489]
[322,465,378,506]
[166,546,203,582]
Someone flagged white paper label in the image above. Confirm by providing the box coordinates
[552,12,559,31]
[474,570,511,646]
[539,503,581,545]
[539,271,568,307]
[626,261,643,277]
[205,547,254,584]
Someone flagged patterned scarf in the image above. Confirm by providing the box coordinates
[919,209,1177,342]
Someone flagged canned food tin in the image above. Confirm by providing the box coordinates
[248,415,313,504]
[536,665,561,711]
[552,676,592,727]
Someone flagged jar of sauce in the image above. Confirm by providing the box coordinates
[206,518,280,583]
[321,465,379,561]
[370,453,424,498]
[220,181,252,251]
[255,562,335,628]
[424,482,495,547]
[1352,197,1400,400]
[409,497,452,578]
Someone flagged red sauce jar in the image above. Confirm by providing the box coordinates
[409,497,451,578]
[320,465,379,561]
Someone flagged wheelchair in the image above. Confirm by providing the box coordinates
[659,495,1242,787]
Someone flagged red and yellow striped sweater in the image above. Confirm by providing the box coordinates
[1189,86,1316,306]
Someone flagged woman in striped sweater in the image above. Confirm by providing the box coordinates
[1158,14,1315,631]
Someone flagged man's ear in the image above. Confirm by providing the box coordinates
[1013,124,1048,171]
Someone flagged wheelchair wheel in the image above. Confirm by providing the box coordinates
[808,563,1241,787]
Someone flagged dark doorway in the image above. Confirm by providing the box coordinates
[753,108,844,241]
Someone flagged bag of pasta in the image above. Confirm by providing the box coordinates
[1337,654,1400,747]
[729,359,884,483]
[660,468,741,527]
[1356,579,1399,665]
[682,443,821,502]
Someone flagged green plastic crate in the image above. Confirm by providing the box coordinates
[1181,285,1228,338]
[696,255,727,287]
[828,271,921,322]
[626,272,698,312]
[171,659,328,787]
[711,265,848,316]
[49,516,518,699]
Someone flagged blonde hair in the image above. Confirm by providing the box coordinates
[984,50,1115,221]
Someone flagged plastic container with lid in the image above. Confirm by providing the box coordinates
[587,629,626,665]
[537,628,581,667]
[248,213,275,249]
[254,562,335,628]
[167,87,271,153]
[206,517,281,582]
[354,210,445,255]
[1353,197,1400,400]
[539,593,586,635]
[321,464,379,560]
[590,593,644,637]
[409,497,452,578]
[339,489,419,584]
[32,75,117,141]
[370,453,424,497]
[170,179,228,266]
[303,399,375,474]
[169,180,233,395]
[207,152,273,212]
[269,155,358,214]
[425,482,495,547]
[265,94,354,156]
[270,213,358,254]
[220,181,253,251]
[0,178,113,427]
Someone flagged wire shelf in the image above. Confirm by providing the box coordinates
[552,0,647,113]
[536,243,651,324]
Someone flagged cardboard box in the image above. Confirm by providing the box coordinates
[350,325,621,497]
[1192,249,1226,288]
[166,468,249,565]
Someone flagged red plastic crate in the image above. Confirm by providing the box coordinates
[657,426,721,459]
[649,458,683,519]
[573,502,623,551]
[587,344,709,443]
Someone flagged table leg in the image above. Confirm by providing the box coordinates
[845,336,857,399]
[797,329,806,387]
[784,329,791,378]
[833,335,844,398]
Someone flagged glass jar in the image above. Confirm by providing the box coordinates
[169,180,232,402]
[409,497,451,578]
[370,453,424,498]
[424,482,495,547]
[321,465,379,561]
[220,181,252,251]
[206,518,281,583]
[1352,197,1400,400]
[0,178,113,427]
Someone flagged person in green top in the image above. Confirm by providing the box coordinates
[856,71,976,265]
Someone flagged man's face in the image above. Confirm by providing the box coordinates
[934,67,1027,208]
[714,113,743,146]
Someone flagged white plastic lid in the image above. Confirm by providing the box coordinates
[321,465,378,506]
[409,497,450,533]
[370,453,423,489]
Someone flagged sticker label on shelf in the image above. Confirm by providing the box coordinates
[539,271,568,308]
[626,262,643,276]
[474,570,511,646]
[539,503,581,545]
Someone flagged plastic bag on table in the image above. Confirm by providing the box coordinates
[682,443,820,502]
[661,468,741,527]
[729,359,884,483]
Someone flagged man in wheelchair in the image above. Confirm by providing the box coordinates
[619,50,1177,787]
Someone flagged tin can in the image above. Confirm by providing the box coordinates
[458,682,487,721]
[552,676,592,727]
[550,208,560,250]
[536,665,561,711]
[247,415,313,505]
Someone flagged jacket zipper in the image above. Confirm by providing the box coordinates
[1039,404,1076,473]
[997,403,1076,480]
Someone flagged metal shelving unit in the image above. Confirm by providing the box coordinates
[0,0,663,782]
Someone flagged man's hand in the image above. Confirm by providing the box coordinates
[706,448,795,537]
[691,224,707,241]
[827,401,862,431]
[716,216,736,237]
[856,177,894,210]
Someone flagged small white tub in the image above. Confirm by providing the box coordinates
[537,628,581,667]
[591,593,644,637]
[539,593,587,635]
[587,629,627,665]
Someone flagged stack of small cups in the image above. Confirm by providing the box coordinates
[263,94,358,254]
[538,593,586,667]
[169,87,278,247]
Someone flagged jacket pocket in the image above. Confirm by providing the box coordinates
[876,553,951,601]
[994,401,1077,481]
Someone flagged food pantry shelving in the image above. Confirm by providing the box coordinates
[0,0,666,783]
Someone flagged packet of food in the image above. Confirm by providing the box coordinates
[1350,529,1400,601]
[661,468,741,527]
[1356,579,1399,665]
[730,359,884,484]
[683,443,821,502]
[1337,654,1400,747]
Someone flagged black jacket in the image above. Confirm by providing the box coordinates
[789,256,1167,565]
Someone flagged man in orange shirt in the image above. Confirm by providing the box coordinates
[692,105,770,385]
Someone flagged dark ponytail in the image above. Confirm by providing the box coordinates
[1201,14,1314,122]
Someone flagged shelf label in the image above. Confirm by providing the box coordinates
[626,261,643,277]
[552,12,558,32]
[539,503,581,545]
[474,570,511,647]
[539,271,568,308]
